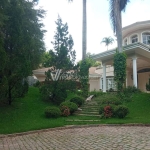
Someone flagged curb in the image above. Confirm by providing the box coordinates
[0,124,150,138]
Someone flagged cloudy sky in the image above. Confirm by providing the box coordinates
[37,0,150,61]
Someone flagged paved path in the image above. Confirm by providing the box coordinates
[0,126,150,150]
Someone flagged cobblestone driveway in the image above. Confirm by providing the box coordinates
[0,126,150,150]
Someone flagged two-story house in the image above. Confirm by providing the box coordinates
[90,20,150,92]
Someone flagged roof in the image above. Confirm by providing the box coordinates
[122,20,150,37]
[92,42,150,62]
[123,20,150,30]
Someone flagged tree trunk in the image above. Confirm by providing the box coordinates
[8,84,12,105]
[115,0,123,53]
[8,70,12,105]
[82,0,87,60]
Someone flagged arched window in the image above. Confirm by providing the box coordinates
[142,32,150,45]
[131,35,138,43]
[124,39,128,46]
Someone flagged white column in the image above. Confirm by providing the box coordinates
[132,57,138,87]
[103,63,106,92]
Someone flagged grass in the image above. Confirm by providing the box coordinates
[0,87,65,134]
[0,88,150,134]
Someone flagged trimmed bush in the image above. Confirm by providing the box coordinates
[60,106,70,117]
[89,90,104,97]
[45,106,61,118]
[70,97,84,107]
[114,105,129,118]
[99,95,122,105]
[60,101,78,114]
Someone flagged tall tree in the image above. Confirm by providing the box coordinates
[0,0,45,105]
[101,36,114,50]
[40,16,77,105]
[109,0,129,91]
[50,16,76,70]
[68,0,87,60]
[109,0,129,52]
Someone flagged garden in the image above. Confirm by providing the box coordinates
[0,86,150,134]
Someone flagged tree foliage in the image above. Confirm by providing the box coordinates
[0,0,45,105]
[79,59,91,97]
[109,0,129,53]
[78,52,101,67]
[40,16,78,105]
[101,36,114,50]
[114,51,127,91]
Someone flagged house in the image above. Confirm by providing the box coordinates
[90,20,150,92]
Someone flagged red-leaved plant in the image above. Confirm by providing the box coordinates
[60,106,70,117]
[104,105,113,118]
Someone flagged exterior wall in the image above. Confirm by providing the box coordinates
[138,72,150,91]
[95,66,114,76]
[123,29,150,46]
[127,71,133,87]
[89,78,100,91]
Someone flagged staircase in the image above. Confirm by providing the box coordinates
[76,99,99,116]
[66,95,101,123]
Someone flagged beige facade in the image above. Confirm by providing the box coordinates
[91,20,150,92]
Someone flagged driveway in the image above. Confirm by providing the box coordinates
[0,125,150,150]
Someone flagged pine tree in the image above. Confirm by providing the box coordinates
[40,16,78,105]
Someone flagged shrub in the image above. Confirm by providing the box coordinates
[104,105,113,118]
[60,101,78,114]
[60,106,70,117]
[99,104,116,118]
[123,86,141,94]
[118,86,141,102]
[70,97,84,107]
[76,90,83,96]
[33,81,41,87]
[40,82,67,105]
[114,105,129,118]
[89,90,104,97]
[45,106,61,118]
[99,104,107,115]
[99,95,122,105]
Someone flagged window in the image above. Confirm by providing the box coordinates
[124,39,128,46]
[142,32,150,45]
[101,77,116,91]
[131,35,138,43]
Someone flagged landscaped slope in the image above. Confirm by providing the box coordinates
[0,88,150,134]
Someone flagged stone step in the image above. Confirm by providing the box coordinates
[80,107,99,110]
[78,109,98,112]
[66,119,101,122]
[81,104,99,107]
[81,107,98,109]
[75,112,99,115]
[75,114,100,117]
[85,102,98,105]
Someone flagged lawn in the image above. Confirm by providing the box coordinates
[0,87,150,134]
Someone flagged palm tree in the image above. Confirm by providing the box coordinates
[68,0,87,60]
[109,0,129,52]
[101,36,114,50]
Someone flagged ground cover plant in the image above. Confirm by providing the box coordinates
[1,87,150,134]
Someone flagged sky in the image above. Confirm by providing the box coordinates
[37,0,150,62]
